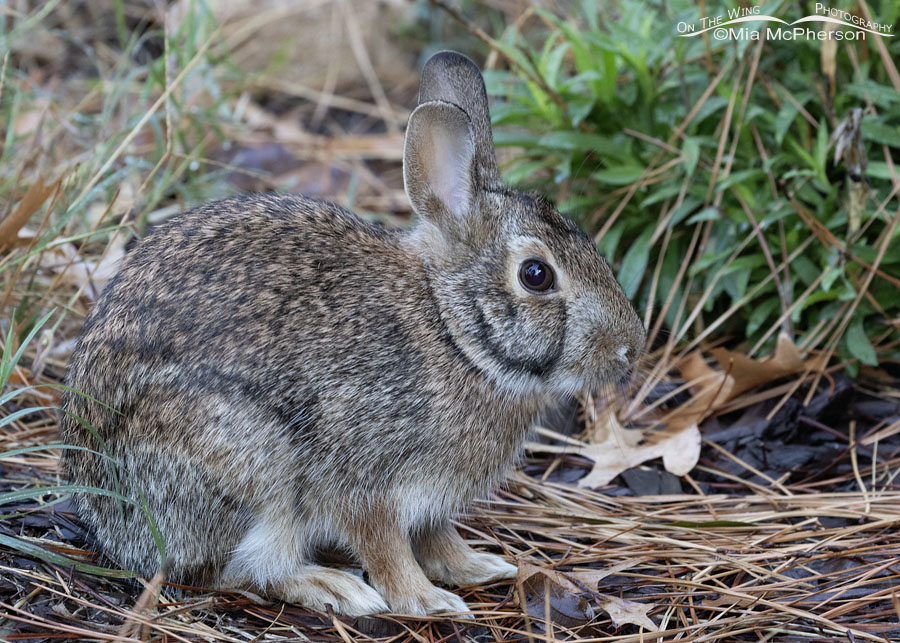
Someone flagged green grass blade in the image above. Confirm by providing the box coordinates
[0,308,54,386]
[0,484,137,506]
[0,533,135,579]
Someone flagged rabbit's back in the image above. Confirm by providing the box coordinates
[74,193,398,373]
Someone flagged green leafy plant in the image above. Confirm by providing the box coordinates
[483,0,900,373]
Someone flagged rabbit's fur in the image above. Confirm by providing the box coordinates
[60,52,645,616]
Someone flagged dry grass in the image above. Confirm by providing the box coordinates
[3,434,900,641]
[1,1,899,641]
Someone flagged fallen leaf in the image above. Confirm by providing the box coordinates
[530,334,825,487]
[596,593,658,631]
[39,231,126,300]
[569,560,642,586]
[516,562,657,631]
[675,349,735,421]
[517,562,594,627]
[0,177,62,251]
[676,332,830,423]
[530,406,701,488]
[709,332,805,398]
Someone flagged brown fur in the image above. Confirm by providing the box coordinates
[59,51,645,616]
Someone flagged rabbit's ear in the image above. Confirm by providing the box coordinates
[403,100,477,233]
[418,51,502,188]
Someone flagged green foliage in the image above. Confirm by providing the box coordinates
[486,0,900,364]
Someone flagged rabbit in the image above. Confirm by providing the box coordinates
[59,51,646,617]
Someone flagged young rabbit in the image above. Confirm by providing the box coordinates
[60,51,645,617]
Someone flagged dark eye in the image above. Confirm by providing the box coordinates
[518,259,555,293]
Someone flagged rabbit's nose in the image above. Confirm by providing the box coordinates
[616,344,641,368]
[618,325,646,366]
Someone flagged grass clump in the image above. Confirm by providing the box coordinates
[0,0,242,582]
[0,1,243,321]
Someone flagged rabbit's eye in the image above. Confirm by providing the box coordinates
[518,259,555,293]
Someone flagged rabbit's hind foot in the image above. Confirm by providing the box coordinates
[270,566,389,617]
[385,583,471,618]
[349,513,473,618]
[436,551,517,586]
[414,522,517,586]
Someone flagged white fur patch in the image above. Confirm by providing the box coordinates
[222,513,311,588]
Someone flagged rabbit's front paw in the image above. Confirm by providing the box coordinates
[273,566,388,617]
